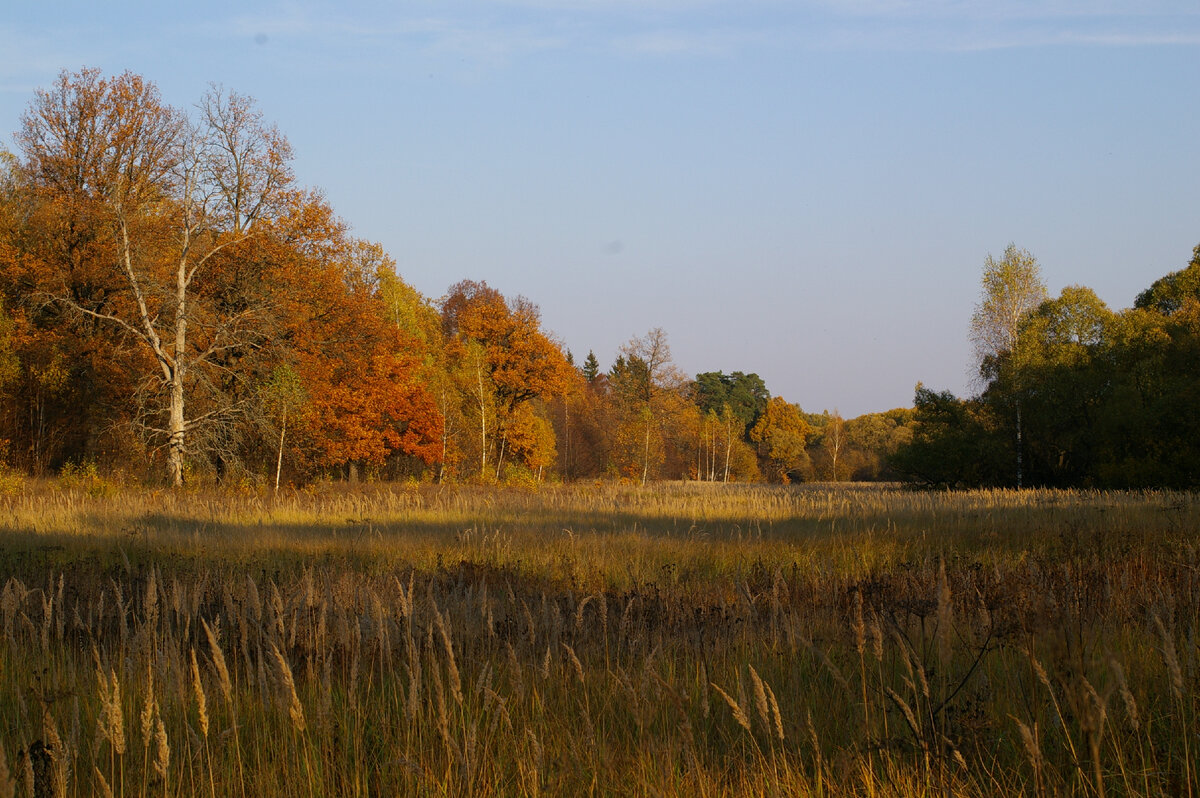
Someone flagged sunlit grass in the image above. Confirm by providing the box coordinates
[0,480,1195,796]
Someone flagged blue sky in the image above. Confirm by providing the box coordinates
[3,1,1199,416]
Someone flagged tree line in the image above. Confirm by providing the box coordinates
[892,243,1200,488]
[0,69,911,487]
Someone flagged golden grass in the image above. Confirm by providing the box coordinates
[0,480,1195,796]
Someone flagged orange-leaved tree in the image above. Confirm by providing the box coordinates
[1,100,154,474]
[441,280,572,480]
[264,200,442,480]
[15,69,294,485]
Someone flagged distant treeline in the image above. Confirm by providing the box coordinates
[0,68,911,487]
[891,245,1200,489]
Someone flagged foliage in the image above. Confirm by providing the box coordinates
[1135,243,1200,315]
[749,396,811,482]
[890,385,1008,487]
[897,244,1200,489]
[12,70,300,486]
[580,349,600,382]
[439,280,574,481]
[0,70,441,487]
[970,244,1048,382]
[693,371,769,432]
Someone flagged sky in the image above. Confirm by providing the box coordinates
[3,1,1199,417]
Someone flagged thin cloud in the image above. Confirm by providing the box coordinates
[181,2,1200,64]
[614,28,764,56]
[226,7,570,62]
[1057,29,1200,47]
[425,26,569,59]
[226,9,455,41]
[952,29,1200,52]
[803,1,1200,51]
[808,0,1200,20]
[822,24,1200,52]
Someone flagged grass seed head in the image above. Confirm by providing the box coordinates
[202,618,233,704]
[434,608,463,705]
[140,661,156,742]
[1152,613,1184,702]
[99,667,126,755]
[190,649,209,738]
[868,609,883,661]
[153,714,169,781]
[92,766,113,798]
[562,643,584,684]
[1108,657,1139,732]
[1013,716,1043,771]
[765,680,785,742]
[270,643,306,733]
[711,682,751,734]
[748,665,770,734]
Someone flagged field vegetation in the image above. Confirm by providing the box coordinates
[0,480,1195,796]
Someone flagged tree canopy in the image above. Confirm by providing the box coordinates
[893,246,1200,489]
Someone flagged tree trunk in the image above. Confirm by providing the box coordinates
[562,400,572,480]
[438,389,450,484]
[1016,401,1024,489]
[476,363,488,480]
[494,435,507,481]
[167,376,186,488]
[168,256,188,488]
[275,406,286,493]
[723,418,733,483]
[704,422,713,481]
[641,408,652,486]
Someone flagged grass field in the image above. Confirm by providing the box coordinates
[0,480,1196,796]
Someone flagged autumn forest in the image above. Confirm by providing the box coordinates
[0,69,914,489]
[1,69,1199,490]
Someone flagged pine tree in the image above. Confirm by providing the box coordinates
[582,350,600,382]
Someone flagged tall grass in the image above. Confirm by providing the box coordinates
[0,481,1195,796]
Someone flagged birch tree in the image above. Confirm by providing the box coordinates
[969,244,1047,487]
[18,70,293,485]
[613,328,685,485]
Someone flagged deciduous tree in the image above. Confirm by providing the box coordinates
[610,328,687,484]
[441,280,572,480]
[750,396,811,482]
[969,244,1047,487]
[16,70,294,485]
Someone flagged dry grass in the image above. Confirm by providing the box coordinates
[0,480,1195,796]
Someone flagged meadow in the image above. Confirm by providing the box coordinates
[0,479,1195,797]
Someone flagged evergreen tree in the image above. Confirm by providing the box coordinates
[582,350,600,382]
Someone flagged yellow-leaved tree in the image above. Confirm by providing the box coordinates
[750,396,811,483]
